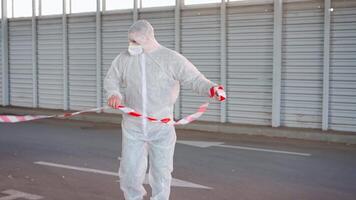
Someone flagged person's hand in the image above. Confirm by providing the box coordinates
[108,95,122,109]
[210,85,226,102]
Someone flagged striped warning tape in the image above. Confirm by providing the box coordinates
[0,87,225,126]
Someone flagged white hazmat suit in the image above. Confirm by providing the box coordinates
[104,20,224,200]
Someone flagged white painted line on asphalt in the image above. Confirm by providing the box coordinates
[34,161,211,189]
[177,141,225,148]
[115,174,212,189]
[34,161,118,176]
[222,144,311,156]
[177,140,311,157]
[0,189,43,200]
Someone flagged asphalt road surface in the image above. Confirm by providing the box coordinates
[1,119,356,200]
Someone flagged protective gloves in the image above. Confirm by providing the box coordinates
[210,85,226,102]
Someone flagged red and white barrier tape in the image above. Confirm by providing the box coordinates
[0,87,225,126]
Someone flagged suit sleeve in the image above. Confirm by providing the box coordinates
[172,53,217,97]
[104,55,123,100]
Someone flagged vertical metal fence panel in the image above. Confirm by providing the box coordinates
[0,22,2,105]
[9,19,33,107]
[139,9,176,115]
[101,12,133,110]
[139,9,175,49]
[37,17,64,109]
[68,14,97,110]
[329,0,356,132]
[226,4,274,125]
[281,1,324,128]
[181,7,221,122]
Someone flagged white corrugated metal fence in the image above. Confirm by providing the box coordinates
[0,0,355,133]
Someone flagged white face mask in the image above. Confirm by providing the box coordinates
[128,44,143,56]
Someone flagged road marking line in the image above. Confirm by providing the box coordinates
[34,161,211,189]
[177,140,311,156]
[221,144,311,156]
[0,190,43,200]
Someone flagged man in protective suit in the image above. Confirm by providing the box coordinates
[104,20,226,200]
